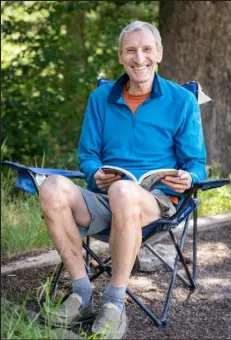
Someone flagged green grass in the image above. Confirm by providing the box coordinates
[1,172,52,257]
[198,183,231,216]
[1,276,91,340]
[1,275,110,340]
[1,169,231,257]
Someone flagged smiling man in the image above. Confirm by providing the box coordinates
[118,26,162,94]
[39,21,206,339]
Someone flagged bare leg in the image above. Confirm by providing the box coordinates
[39,175,91,280]
[108,180,161,287]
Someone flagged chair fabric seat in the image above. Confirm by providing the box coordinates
[88,198,200,243]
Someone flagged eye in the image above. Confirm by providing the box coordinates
[143,47,152,52]
[126,48,136,53]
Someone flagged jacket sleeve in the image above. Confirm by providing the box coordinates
[174,93,207,185]
[77,93,103,190]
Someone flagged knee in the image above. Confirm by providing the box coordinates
[39,175,73,213]
[108,180,141,217]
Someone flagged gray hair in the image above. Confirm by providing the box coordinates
[119,21,162,53]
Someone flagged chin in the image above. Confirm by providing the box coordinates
[132,76,152,84]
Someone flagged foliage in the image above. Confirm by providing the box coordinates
[2,0,158,168]
[198,166,231,216]
[1,168,86,256]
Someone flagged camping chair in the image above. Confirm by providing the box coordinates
[2,80,230,330]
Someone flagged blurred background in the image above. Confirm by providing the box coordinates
[2,1,231,174]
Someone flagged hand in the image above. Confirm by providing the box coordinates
[161,170,192,193]
[94,169,122,189]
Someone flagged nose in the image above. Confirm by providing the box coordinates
[134,50,145,64]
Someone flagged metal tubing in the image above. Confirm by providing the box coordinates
[126,287,163,327]
[160,216,195,321]
[27,170,40,195]
[49,262,64,301]
[85,236,90,267]
[193,191,198,286]
[145,244,191,287]
[82,241,107,267]
[169,220,195,288]
[160,250,181,322]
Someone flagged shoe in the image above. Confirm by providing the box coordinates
[91,303,128,339]
[40,293,95,329]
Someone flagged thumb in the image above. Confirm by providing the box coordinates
[178,170,188,179]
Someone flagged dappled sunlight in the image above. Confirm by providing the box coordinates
[129,276,155,289]
[199,277,230,287]
[128,276,167,301]
[197,242,230,266]
[198,277,231,301]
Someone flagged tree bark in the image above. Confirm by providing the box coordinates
[159,1,231,175]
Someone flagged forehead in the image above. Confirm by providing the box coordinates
[121,28,156,49]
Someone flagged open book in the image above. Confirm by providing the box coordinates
[101,165,179,191]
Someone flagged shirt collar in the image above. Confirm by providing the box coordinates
[108,72,163,103]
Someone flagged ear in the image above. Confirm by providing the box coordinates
[118,50,123,65]
[156,47,163,63]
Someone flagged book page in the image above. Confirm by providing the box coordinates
[139,169,178,191]
[101,165,137,182]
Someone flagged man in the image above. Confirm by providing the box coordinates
[39,21,206,338]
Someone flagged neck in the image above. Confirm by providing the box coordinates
[127,74,155,95]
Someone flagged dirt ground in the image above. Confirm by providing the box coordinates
[2,225,231,339]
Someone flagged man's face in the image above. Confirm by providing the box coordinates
[119,29,163,85]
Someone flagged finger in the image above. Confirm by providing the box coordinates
[178,173,189,180]
[162,178,188,187]
[96,173,117,181]
[100,173,117,180]
[163,176,189,185]
[101,175,122,182]
[96,176,121,185]
[97,177,122,188]
[98,180,119,189]
[161,179,188,192]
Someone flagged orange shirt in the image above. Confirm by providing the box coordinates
[123,85,151,114]
[123,85,179,206]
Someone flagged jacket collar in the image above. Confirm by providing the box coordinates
[108,72,163,103]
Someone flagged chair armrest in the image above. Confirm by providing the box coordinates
[2,160,85,179]
[193,179,230,191]
[2,160,86,195]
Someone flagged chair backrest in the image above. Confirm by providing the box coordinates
[97,78,212,105]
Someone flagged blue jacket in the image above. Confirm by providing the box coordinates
[78,73,207,196]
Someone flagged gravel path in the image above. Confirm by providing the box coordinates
[2,225,231,339]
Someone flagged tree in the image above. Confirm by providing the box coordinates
[2,1,157,168]
[159,1,231,175]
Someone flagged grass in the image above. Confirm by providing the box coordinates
[1,277,90,340]
[1,273,111,340]
[1,172,52,257]
[1,167,231,257]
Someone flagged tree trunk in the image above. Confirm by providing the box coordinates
[159,1,231,176]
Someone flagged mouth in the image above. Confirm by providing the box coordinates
[131,65,149,71]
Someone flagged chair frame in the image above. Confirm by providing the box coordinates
[2,160,230,328]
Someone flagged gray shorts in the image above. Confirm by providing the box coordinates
[77,186,176,237]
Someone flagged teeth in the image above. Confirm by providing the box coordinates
[133,66,147,70]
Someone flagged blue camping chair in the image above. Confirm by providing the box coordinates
[2,80,230,330]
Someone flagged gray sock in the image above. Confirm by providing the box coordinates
[103,283,126,313]
[72,276,92,306]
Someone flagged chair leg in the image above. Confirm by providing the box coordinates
[160,216,196,323]
[85,236,90,267]
[192,198,198,286]
[144,244,192,287]
[38,262,64,307]
[169,219,195,288]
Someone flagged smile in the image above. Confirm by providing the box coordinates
[132,65,149,70]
